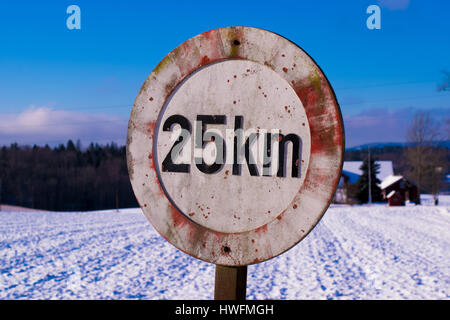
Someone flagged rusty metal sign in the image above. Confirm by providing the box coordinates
[127,27,344,266]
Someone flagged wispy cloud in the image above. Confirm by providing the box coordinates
[343,107,448,147]
[378,0,410,11]
[0,106,128,146]
[2,105,446,149]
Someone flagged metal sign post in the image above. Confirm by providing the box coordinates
[127,26,344,300]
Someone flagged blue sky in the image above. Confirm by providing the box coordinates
[0,0,448,147]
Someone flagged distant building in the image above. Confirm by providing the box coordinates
[379,175,419,205]
[386,190,404,206]
[334,161,393,204]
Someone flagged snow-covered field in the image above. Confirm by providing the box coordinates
[0,197,449,300]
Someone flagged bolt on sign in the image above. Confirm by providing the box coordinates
[127,27,344,267]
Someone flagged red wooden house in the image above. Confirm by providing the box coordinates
[380,175,419,205]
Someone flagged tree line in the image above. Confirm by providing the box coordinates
[0,141,138,211]
[1,110,448,210]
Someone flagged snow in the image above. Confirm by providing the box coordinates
[380,175,403,190]
[387,190,396,199]
[0,199,449,300]
[421,194,450,206]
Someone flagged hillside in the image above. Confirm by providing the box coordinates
[0,200,448,299]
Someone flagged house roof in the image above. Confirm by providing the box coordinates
[342,161,394,184]
[341,170,361,184]
[379,175,403,190]
[387,190,397,199]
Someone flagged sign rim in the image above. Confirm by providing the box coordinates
[127,26,345,266]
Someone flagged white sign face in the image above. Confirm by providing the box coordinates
[127,27,344,266]
[156,59,311,233]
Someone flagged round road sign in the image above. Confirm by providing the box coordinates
[127,27,344,266]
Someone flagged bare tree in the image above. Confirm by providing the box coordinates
[437,70,449,92]
[406,111,442,204]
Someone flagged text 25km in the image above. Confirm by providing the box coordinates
[160,115,303,178]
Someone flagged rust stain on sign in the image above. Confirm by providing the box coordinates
[126,27,344,266]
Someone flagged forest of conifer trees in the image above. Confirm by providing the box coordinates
[0,140,137,211]
[0,140,448,211]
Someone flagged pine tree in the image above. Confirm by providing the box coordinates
[356,157,382,204]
